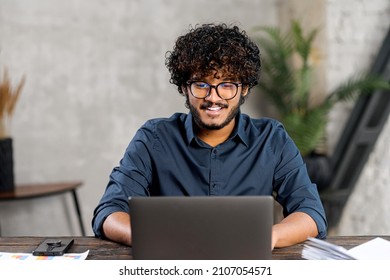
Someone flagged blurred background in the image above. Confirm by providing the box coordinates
[0,0,389,237]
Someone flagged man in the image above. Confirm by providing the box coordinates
[92,23,327,249]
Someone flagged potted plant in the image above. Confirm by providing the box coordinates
[0,68,25,192]
[254,20,390,189]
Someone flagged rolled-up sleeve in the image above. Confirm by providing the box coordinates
[92,126,154,238]
[272,125,327,239]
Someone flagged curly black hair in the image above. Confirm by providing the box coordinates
[165,23,261,95]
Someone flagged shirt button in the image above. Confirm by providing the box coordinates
[213,149,218,154]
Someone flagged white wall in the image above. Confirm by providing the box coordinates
[325,0,390,235]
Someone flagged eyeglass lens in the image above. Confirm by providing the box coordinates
[190,82,239,100]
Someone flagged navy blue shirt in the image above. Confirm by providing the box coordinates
[92,112,327,239]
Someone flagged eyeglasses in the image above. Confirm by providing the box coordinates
[186,81,242,100]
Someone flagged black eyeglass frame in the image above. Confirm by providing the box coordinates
[186,81,243,100]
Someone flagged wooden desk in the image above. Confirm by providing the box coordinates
[0,182,85,236]
[0,236,388,259]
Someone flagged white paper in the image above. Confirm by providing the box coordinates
[302,237,390,260]
[347,237,390,260]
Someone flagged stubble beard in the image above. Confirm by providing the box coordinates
[186,96,244,131]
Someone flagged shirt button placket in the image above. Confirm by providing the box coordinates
[210,148,218,195]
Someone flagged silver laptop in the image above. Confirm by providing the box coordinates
[129,196,274,260]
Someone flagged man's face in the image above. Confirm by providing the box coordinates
[185,73,248,131]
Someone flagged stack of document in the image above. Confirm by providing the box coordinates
[302,237,390,260]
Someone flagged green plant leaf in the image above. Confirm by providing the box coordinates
[253,20,390,156]
[326,74,390,106]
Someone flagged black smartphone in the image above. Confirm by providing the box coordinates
[32,238,74,256]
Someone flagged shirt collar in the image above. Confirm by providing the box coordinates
[184,112,196,144]
[235,112,249,147]
[184,111,249,147]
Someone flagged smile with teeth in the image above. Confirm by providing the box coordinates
[207,106,222,111]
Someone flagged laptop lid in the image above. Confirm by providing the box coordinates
[129,196,274,260]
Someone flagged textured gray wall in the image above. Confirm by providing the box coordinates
[0,0,277,236]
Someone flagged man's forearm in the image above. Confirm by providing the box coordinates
[102,211,132,246]
[272,212,318,249]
